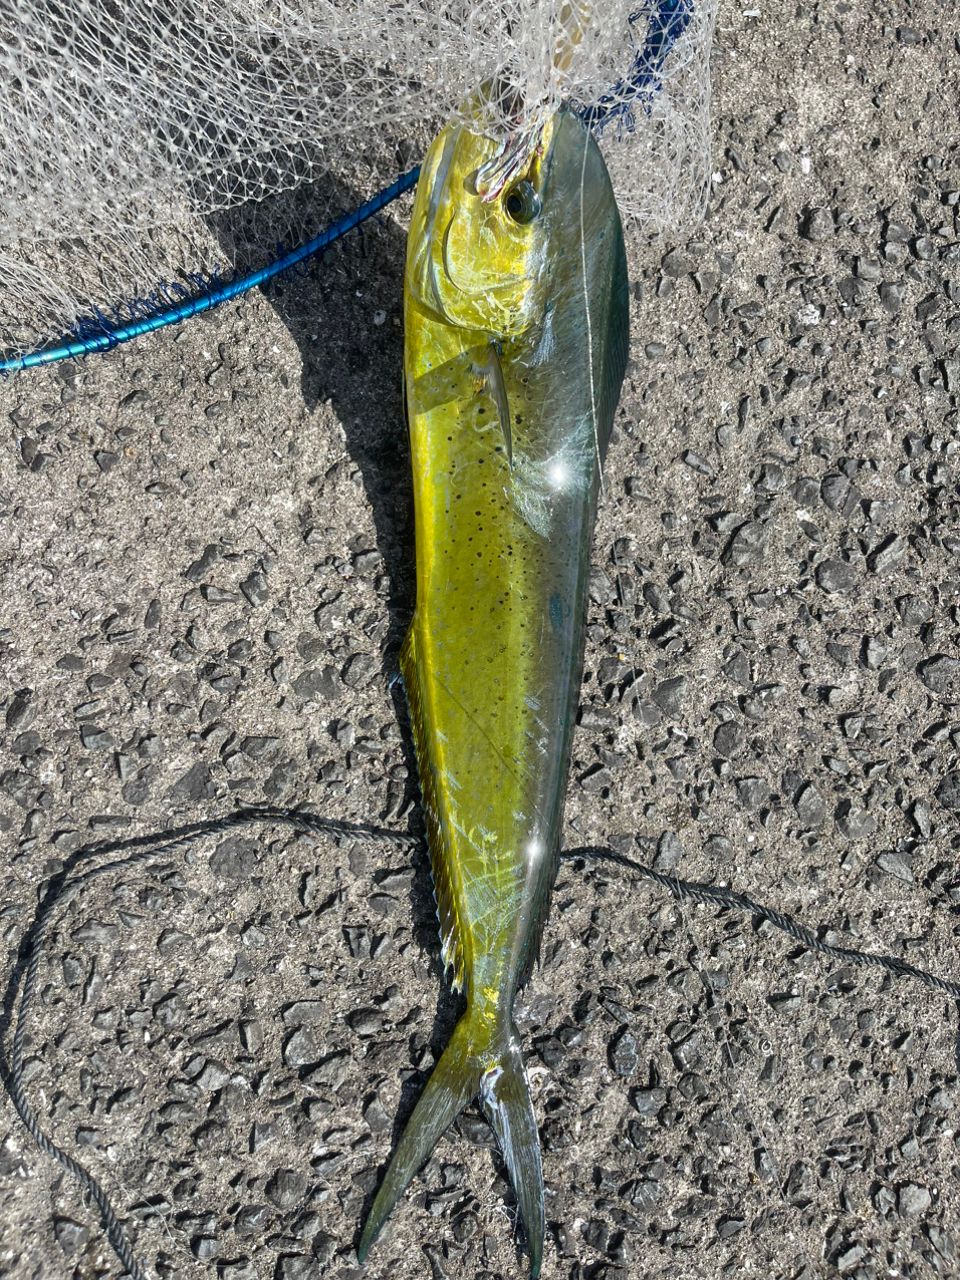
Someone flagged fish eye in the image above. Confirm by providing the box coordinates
[504,180,542,225]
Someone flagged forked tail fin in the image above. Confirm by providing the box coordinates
[478,1036,545,1277]
[357,1009,545,1277]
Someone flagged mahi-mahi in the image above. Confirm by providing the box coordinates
[359,103,629,1277]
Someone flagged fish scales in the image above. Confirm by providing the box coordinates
[404,315,600,998]
[360,105,628,1277]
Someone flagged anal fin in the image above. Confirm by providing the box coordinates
[400,624,465,990]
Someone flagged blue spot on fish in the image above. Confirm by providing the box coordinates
[548,593,565,633]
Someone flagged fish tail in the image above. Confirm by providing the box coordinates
[357,1007,545,1278]
[478,1030,545,1278]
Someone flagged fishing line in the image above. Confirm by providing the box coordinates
[665,864,790,1215]
[1,808,415,1280]
[563,844,960,999]
[3,810,957,1279]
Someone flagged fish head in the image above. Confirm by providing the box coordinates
[406,111,565,337]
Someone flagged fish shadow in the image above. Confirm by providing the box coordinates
[177,9,471,1102]
[136,0,417,664]
[203,174,456,970]
[205,181,489,1212]
[204,174,416,664]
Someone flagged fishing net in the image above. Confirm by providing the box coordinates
[0,0,715,364]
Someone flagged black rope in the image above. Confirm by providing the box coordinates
[1,806,417,1280]
[562,844,960,1001]
[2,810,958,1280]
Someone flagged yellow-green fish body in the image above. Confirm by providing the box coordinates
[359,105,629,1276]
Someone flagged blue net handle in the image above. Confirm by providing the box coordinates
[1,170,420,375]
[0,1,690,376]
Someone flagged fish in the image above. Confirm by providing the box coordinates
[357,102,629,1277]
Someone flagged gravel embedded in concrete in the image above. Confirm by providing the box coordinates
[1,9,959,1280]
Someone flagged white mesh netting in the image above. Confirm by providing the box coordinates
[0,0,715,363]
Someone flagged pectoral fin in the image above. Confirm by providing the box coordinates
[409,340,513,466]
[483,340,513,466]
